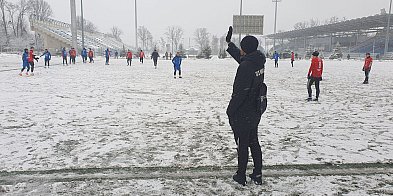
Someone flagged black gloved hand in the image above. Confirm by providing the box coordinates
[307,75,311,79]
[226,26,233,43]
[35,57,39,62]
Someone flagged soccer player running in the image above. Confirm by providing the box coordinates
[40,49,51,68]
[126,50,133,66]
[362,52,373,84]
[105,48,110,65]
[151,49,160,69]
[307,51,324,101]
[273,51,279,68]
[81,48,87,63]
[70,48,77,64]
[139,50,145,64]
[19,48,30,76]
[88,48,94,63]
[172,52,182,78]
[28,47,39,76]
[62,47,68,65]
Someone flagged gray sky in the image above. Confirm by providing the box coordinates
[10,0,391,47]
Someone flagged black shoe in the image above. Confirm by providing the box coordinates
[179,76,182,78]
[233,173,246,186]
[363,81,368,84]
[248,173,262,185]
[313,98,319,101]
[307,97,312,101]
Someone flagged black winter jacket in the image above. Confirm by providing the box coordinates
[226,42,266,123]
[151,51,160,60]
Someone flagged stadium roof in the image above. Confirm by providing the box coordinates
[266,14,393,39]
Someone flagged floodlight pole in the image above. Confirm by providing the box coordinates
[70,0,78,50]
[135,0,138,49]
[272,0,281,51]
[239,0,243,45]
[384,0,392,57]
[80,0,85,49]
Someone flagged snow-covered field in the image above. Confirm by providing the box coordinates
[0,53,392,195]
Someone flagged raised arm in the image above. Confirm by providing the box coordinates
[225,26,242,64]
[227,42,241,64]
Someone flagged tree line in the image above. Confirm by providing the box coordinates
[0,0,53,44]
[133,25,229,58]
[0,0,230,57]
[293,16,348,30]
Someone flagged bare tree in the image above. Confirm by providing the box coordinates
[15,0,31,37]
[111,26,123,41]
[309,18,320,27]
[137,26,152,50]
[150,40,158,51]
[194,28,210,50]
[5,2,18,36]
[159,37,166,52]
[324,16,340,25]
[293,21,309,30]
[0,0,8,43]
[173,27,183,52]
[28,0,52,21]
[211,35,219,55]
[165,26,183,53]
[219,35,226,50]
[76,16,97,33]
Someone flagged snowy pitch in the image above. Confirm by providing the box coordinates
[0,54,392,195]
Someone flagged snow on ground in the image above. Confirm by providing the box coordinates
[0,54,392,194]
[1,174,393,195]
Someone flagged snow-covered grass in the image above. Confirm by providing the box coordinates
[1,174,392,195]
[0,55,392,194]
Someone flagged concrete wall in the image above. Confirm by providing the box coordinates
[31,26,71,55]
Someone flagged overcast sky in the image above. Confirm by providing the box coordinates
[9,0,392,47]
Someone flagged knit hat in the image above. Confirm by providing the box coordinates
[240,36,259,54]
[312,51,319,57]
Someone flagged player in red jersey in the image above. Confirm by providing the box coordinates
[307,51,323,101]
[362,53,373,84]
[126,50,133,66]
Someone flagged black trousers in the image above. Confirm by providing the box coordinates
[275,60,278,67]
[230,115,262,177]
[21,65,30,72]
[127,58,132,65]
[307,77,321,98]
[140,57,144,63]
[63,57,68,65]
[89,57,94,63]
[29,61,35,73]
[364,70,370,82]
[174,69,181,76]
[153,59,158,66]
[45,60,50,67]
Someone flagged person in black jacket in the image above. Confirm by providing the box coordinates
[151,49,160,69]
[226,26,267,186]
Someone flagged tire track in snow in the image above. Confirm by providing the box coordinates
[0,163,392,184]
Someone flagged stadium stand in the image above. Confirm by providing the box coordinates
[265,13,393,57]
[30,18,127,55]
